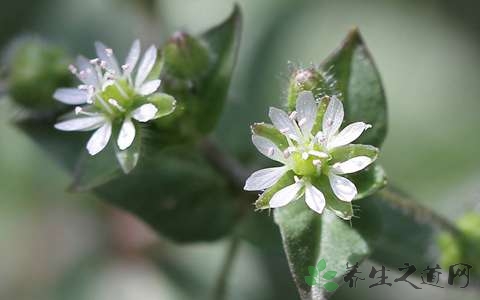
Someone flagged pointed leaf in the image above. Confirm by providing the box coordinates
[321,29,387,147]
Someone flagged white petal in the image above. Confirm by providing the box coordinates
[322,96,344,138]
[244,167,287,191]
[327,122,371,150]
[304,183,326,214]
[269,182,303,208]
[331,156,373,175]
[138,79,161,96]
[54,116,105,131]
[76,56,99,86]
[328,173,357,202]
[135,45,157,87]
[269,107,300,141]
[53,88,89,105]
[117,118,136,150]
[86,122,112,155]
[95,41,121,75]
[296,91,317,136]
[124,39,141,75]
[252,135,285,163]
[132,103,158,122]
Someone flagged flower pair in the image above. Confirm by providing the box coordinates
[245,91,379,218]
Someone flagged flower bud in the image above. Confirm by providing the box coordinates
[163,32,210,79]
[287,68,326,110]
[5,38,73,110]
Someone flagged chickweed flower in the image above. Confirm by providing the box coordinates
[245,91,378,217]
[53,40,176,171]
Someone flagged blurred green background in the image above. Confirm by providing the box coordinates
[1,0,479,299]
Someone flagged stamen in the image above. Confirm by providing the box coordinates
[75,106,82,115]
[89,58,100,65]
[100,60,107,69]
[313,159,321,166]
[309,150,328,158]
[280,128,289,134]
[302,152,309,160]
[121,64,129,71]
[108,98,126,112]
[298,117,307,127]
[105,48,113,56]
[68,65,77,74]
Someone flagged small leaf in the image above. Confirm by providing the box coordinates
[316,259,326,272]
[322,270,337,280]
[308,266,319,277]
[304,276,317,287]
[323,282,339,292]
[321,28,387,147]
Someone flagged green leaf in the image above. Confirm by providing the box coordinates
[308,266,319,277]
[353,187,461,269]
[194,5,242,133]
[95,146,237,242]
[71,144,121,192]
[304,276,317,287]
[323,282,339,292]
[16,116,237,242]
[321,28,387,147]
[316,259,326,272]
[347,164,387,200]
[274,200,370,300]
[322,270,337,280]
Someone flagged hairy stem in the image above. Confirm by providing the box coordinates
[213,236,241,300]
[378,188,462,236]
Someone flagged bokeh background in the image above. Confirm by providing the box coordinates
[1,0,479,299]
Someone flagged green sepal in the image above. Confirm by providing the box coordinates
[255,171,294,210]
[330,144,379,163]
[147,92,177,118]
[347,164,387,200]
[251,122,289,150]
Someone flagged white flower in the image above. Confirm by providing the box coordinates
[244,91,376,215]
[54,40,175,157]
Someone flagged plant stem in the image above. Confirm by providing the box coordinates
[199,138,250,190]
[213,236,241,300]
[378,188,462,236]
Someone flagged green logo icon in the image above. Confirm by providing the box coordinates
[304,259,339,291]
